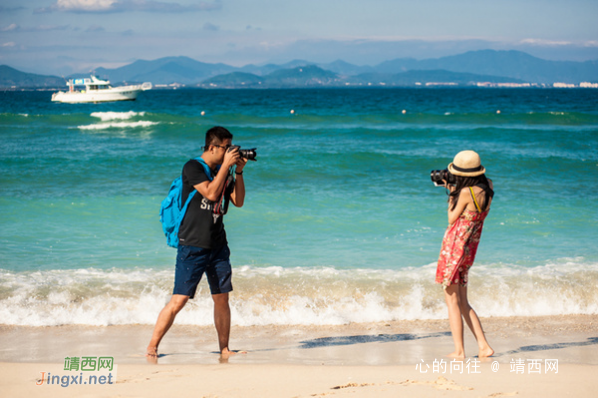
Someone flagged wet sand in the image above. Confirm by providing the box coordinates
[1,315,597,396]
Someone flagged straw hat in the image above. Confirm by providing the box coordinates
[448,150,486,177]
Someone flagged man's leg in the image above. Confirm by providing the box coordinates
[147,244,206,357]
[146,294,189,357]
[206,244,238,358]
[212,292,234,357]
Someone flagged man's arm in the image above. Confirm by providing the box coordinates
[194,149,240,201]
[230,158,247,207]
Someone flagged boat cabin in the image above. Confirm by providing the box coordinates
[68,76,112,92]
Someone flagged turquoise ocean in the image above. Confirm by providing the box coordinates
[1,88,597,326]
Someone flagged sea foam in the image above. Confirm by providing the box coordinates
[90,111,145,121]
[76,111,156,130]
[1,259,597,327]
[77,121,158,130]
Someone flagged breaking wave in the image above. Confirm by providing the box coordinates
[90,111,146,121]
[77,120,158,130]
[1,258,596,327]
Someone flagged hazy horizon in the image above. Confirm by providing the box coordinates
[1,0,597,75]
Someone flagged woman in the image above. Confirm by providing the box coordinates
[436,150,494,359]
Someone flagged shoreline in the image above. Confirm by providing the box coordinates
[1,313,597,397]
[1,314,597,366]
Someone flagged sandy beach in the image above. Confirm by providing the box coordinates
[1,314,597,397]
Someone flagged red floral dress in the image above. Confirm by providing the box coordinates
[435,209,488,288]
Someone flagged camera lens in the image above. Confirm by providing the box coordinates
[430,169,443,183]
[239,148,257,161]
[430,169,454,185]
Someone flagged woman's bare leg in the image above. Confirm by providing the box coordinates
[457,285,494,358]
[444,284,465,358]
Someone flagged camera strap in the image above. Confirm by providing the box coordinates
[213,168,234,216]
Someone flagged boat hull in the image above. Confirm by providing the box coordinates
[51,83,151,103]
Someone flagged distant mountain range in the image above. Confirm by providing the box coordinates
[0,65,65,88]
[1,50,597,88]
[199,65,527,88]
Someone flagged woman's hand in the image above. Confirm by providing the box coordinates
[442,180,456,192]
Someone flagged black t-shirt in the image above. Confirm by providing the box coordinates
[178,159,228,249]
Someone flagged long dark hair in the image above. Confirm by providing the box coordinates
[449,174,494,211]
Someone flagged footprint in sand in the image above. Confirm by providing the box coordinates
[332,382,374,389]
[312,378,473,396]
[399,376,473,391]
[310,382,376,396]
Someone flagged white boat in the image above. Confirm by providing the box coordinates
[51,75,152,103]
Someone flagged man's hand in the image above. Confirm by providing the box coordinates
[235,157,248,172]
[223,146,240,169]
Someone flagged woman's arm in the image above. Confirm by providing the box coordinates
[448,188,470,225]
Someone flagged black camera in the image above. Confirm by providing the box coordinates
[430,169,455,186]
[228,145,257,161]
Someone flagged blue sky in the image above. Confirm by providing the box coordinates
[1,0,597,75]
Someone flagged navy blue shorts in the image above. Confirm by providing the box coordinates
[173,244,233,298]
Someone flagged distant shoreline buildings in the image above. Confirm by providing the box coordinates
[477,82,532,88]
[3,50,598,90]
[5,82,598,91]
[474,82,598,88]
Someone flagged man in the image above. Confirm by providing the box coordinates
[147,126,247,360]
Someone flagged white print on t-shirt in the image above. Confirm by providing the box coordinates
[200,198,221,224]
[200,198,213,211]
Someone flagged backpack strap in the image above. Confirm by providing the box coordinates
[177,189,196,224]
[179,157,214,215]
[193,157,231,216]
[194,157,219,181]
[469,187,482,213]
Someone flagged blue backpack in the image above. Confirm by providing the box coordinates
[159,157,216,248]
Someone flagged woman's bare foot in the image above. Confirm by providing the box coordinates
[447,351,465,359]
[478,346,494,358]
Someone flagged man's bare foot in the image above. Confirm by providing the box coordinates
[145,346,158,364]
[220,348,247,361]
[478,346,494,358]
[447,351,465,359]
[146,346,158,357]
